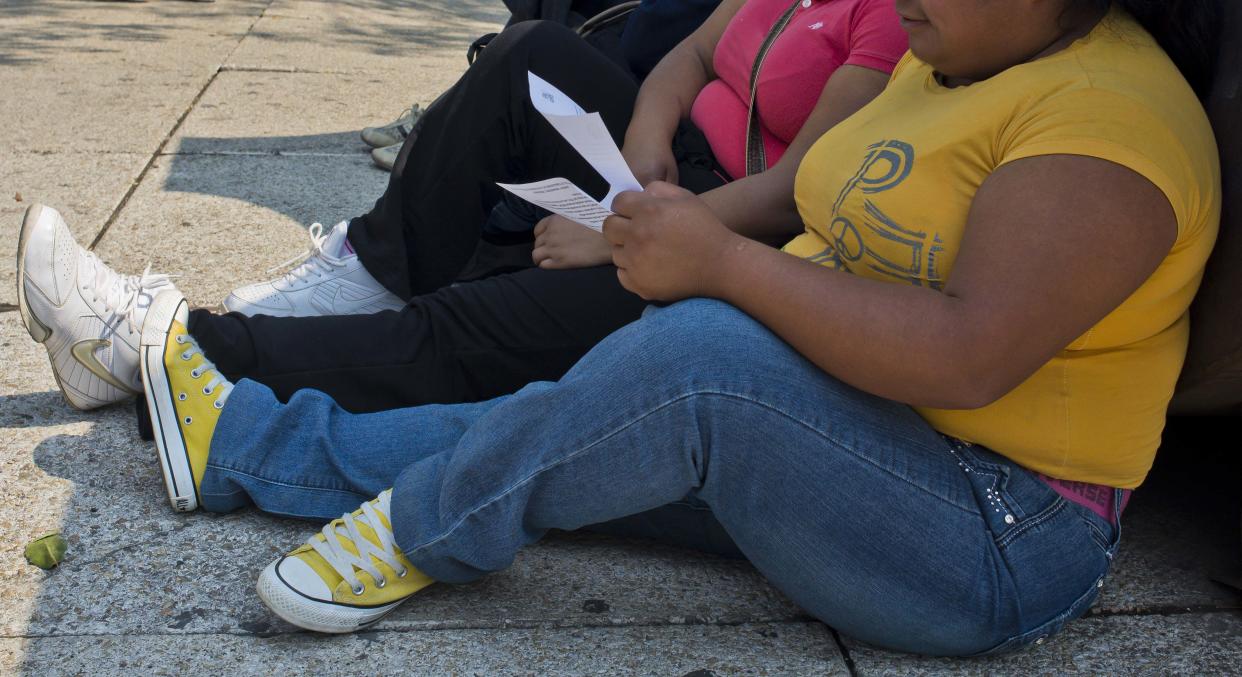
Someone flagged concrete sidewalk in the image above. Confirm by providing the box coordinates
[1,1,1239,674]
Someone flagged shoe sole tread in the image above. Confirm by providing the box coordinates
[140,294,198,512]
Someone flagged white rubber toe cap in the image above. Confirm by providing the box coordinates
[274,555,334,602]
[257,557,402,634]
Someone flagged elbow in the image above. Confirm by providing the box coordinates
[939,381,1008,411]
[925,373,1009,411]
[915,306,1029,410]
[927,346,1021,411]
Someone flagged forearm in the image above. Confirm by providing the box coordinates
[699,169,803,241]
[623,0,745,150]
[624,42,712,148]
[708,238,990,409]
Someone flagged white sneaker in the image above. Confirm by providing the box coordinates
[222,221,405,317]
[370,142,401,172]
[360,104,422,149]
[16,204,177,410]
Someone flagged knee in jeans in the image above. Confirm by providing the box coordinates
[649,299,767,340]
[640,299,780,365]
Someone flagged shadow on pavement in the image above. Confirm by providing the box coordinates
[171,131,376,156]
[157,132,386,228]
[1102,417,1242,609]
[0,1,267,67]
[0,391,102,430]
[0,0,507,68]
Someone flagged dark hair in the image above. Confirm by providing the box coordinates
[1080,0,1222,98]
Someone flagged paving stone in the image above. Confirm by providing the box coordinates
[90,153,386,311]
[5,485,803,636]
[845,612,1242,675]
[0,63,213,153]
[264,0,509,26]
[2,622,845,675]
[0,320,801,639]
[0,0,267,71]
[0,151,149,306]
[0,313,137,639]
[169,70,448,155]
[226,6,497,76]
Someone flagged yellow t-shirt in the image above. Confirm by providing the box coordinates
[785,8,1220,488]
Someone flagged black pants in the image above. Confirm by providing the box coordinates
[351,19,638,299]
[184,20,728,414]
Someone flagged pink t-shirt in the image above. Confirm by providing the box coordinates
[690,0,907,179]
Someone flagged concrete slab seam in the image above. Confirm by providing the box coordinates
[86,0,278,252]
[830,627,859,677]
[155,151,361,158]
[220,65,363,75]
[1088,603,1242,617]
[1,618,829,641]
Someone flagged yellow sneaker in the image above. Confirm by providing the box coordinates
[257,490,435,633]
[139,291,232,512]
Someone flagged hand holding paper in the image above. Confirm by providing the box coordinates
[496,73,644,232]
[496,178,615,232]
[526,72,643,207]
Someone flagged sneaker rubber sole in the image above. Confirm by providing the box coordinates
[16,204,54,344]
[139,293,199,512]
[256,558,405,633]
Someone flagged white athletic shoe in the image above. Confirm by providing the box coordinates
[222,221,405,317]
[16,204,177,410]
[360,104,422,149]
[370,142,401,172]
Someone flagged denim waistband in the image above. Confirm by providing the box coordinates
[944,437,1123,555]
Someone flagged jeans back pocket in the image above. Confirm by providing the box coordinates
[946,439,1116,656]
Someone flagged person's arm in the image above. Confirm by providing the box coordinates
[533,0,748,270]
[534,64,890,269]
[699,64,890,241]
[604,155,1177,409]
[622,0,747,184]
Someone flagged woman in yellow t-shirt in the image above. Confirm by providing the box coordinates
[135,0,1220,657]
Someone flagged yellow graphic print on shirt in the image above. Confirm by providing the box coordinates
[800,140,945,290]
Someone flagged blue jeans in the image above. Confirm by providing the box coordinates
[202,299,1120,656]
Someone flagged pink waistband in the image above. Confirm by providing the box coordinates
[1037,474,1131,524]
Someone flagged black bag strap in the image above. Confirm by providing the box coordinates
[577,0,641,37]
[467,33,498,64]
[474,0,634,63]
[745,0,804,176]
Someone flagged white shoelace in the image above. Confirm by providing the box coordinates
[83,252,175,334]
[266,223,344,289]
[387,104,421,135]
[173,334,233,409]
[310,490,408,595]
